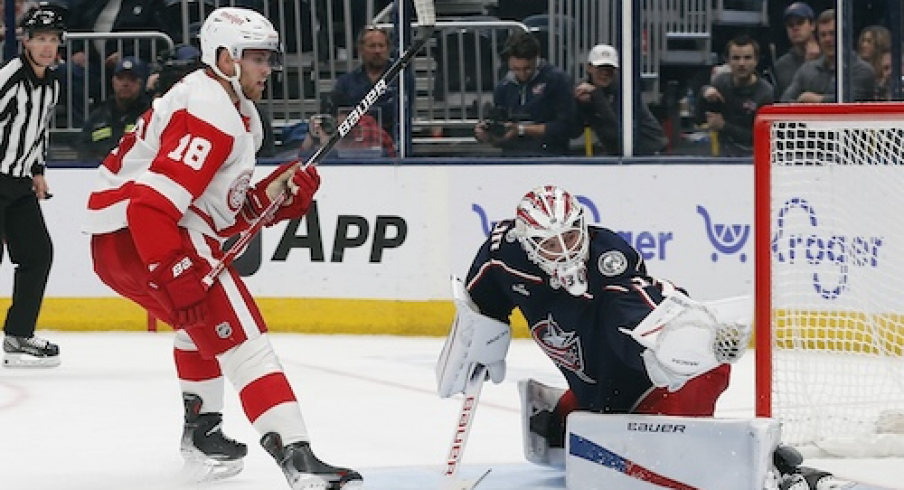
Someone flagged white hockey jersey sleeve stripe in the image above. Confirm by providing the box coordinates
[83,201,129,233]
[137,171,195,215]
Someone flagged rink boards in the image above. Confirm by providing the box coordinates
[1,163,756,333]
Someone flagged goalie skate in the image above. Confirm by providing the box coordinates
[180,394,247,483]
[261,432,363,490]
[3,335,60,368]
[774,445,855,490]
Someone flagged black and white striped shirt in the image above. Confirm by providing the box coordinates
[0,54,59,178]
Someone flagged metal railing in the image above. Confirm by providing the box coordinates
[54,31,174,130]
[45,0,772,158]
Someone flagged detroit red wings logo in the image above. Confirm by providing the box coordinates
[531,315,595,383]
[227,171,252,212]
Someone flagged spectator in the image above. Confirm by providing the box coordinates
[67,0,167,68]
[773,2,819,99]
[0,0,37,40]
[699,35,774,157]
[574,43,666,156]
[331,25,403,139]
[474,31,578,156]
[857,25,892,100]
[857,24,890,67]
[299,111,396,159]
[62,0,168,124]
[147,44,203,97]
[875,49,893,101]
[77,56,151,162]
[781,9,875,103]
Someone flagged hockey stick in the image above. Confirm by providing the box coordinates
[203,0,437,287]
[440,365,492,490]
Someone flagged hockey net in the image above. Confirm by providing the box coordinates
[754,103,904,457]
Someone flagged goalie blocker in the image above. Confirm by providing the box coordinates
[436,277,511,398]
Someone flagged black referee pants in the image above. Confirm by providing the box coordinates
[0,173,53,337]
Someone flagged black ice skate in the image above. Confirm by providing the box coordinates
[180,393,247,482]
[261,432,363,490]
[774,444,842,490]
[3,335,60,368]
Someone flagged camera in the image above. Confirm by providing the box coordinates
[483,106,531,138]
[312,114,337,137]
[484,106,512,137]
[700,97,724,114]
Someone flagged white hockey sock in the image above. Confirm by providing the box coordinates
[217,334,309,444]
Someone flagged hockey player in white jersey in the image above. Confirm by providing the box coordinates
[84,7,361,490]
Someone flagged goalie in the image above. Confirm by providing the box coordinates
[436,185,838,490]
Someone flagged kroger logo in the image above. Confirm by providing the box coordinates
[772,197,883,300]
[697,205,750,263]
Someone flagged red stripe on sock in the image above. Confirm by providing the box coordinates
[239,372,297,422]
[174,347,223,381]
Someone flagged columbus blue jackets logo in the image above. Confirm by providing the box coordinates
[598,250,627,276]
[531,315,595,383]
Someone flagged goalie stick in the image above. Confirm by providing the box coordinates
[202,0,437,287]
[441,365,491,490]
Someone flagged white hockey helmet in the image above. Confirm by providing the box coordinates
[199,7,282,91]
[513,185,590,296]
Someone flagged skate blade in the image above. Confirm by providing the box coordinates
[339,479,364,490]
[181,451,243,483]
[289,473,364,490]
[3,353,60,368]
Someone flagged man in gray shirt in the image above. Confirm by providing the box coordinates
[781,9,875,103]
[773,2,820,99]
[700,35,774,156]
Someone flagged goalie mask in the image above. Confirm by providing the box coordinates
[513,186,590,296]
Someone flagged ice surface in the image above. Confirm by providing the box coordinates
[0,333,899,489]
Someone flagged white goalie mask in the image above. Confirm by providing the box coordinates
[199,7,282,99]
[513,186,590,296]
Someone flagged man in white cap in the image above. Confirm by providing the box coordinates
[574,43,666,156]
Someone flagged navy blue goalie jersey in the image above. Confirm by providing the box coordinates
[464,219,683,413]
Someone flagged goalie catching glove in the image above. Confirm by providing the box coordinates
[436,276,511,398]
[242,161,320,227]
[621,292,752,392]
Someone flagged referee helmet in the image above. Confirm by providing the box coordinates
[19,6,66,39]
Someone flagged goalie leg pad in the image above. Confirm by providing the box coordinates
[564,413,780,490]
[519,378,570,468]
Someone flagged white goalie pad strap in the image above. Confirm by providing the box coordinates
[565,413,780,490]
[621,293,752,391]
[436,276,512,398]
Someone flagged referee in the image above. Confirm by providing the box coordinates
[0,6,64,368]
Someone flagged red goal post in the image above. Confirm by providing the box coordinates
[754,103,904,457]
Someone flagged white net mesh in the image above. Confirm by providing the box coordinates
[766,111,904,457]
